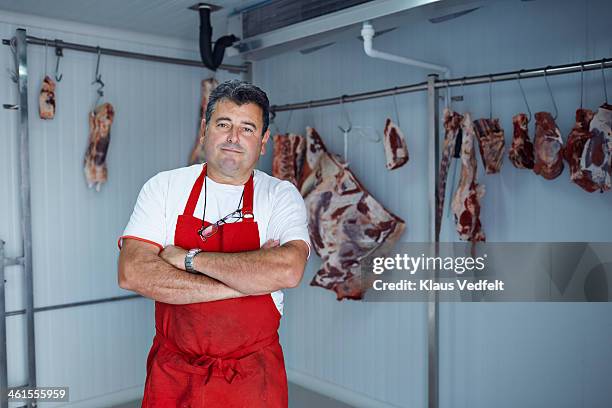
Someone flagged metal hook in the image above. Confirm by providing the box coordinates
[461,77,467,107]
[392,86,401,127]
[517,70,532,122]
[580,63,584,109]
[54,40,63,82]
[543,66,558,120]
[44,39,48,76]
[601,59,609,104]
[445,80,451,110]
[488,75,493,119]
[338,95,352,133]
[91,47,105,109]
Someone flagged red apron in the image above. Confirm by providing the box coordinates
[141,164,288,408]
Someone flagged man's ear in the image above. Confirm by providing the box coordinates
[260,129,271,156]
[199,119,207,144]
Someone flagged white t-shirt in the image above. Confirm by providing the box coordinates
[118,163,311,316]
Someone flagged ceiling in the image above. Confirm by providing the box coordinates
[0,0,262,41]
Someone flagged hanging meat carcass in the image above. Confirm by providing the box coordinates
[84,103,115,191]
[272,133,306,187]
[508,113,535,169]
[39,75,56,120]
[564,108,600,192]
[533,112,564,180]
[473,118,505,174]
[189,78,218,165]
[383,118,409,170]
[451,113,486,243]
[299,127,405,300]
[579,103,612,192]
[436,108,463,240]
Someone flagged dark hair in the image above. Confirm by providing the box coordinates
[205,79,270,135]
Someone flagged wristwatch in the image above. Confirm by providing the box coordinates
[185,248,203,273]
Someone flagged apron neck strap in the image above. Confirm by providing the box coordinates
[182,164,256,219]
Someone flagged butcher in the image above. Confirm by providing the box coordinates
[117,79,310,407]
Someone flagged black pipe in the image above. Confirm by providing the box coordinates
[198,5,239,71]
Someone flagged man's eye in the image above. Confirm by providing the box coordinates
[243,127,254,133]
[218,123,229,128]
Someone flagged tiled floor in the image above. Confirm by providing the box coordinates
[110,382,354,408]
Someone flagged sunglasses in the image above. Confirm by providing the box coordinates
[197,209,244,242]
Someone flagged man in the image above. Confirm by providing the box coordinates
[117,79,310,407]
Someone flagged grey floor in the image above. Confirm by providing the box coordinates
[110,382,354,408]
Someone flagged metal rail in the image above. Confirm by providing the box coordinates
[270,57,612,113]
[2,34,249,74]
[5,295,143,317]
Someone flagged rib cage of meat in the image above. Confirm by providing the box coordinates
[436,108,462,240]
[39,75,56,120]
[383,118,409,170]
[533,112,564,180]
[272,133,306,187]
[451,113,485,243]
[84,103,115,191]
[508,113,535,169]
[299,127,406,300]
[564,108,599,192]
[473,118,505,174]
[189,78,219,165]
[579,103,612,192]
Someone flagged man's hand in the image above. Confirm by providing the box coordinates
[159,245,188,270]
[159,239,280,271]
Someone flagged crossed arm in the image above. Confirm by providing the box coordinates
[117,238,308,305]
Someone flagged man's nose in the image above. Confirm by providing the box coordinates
[228,126,241,143]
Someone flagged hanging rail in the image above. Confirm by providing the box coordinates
[2,34,249,74]
[270,57,612,113]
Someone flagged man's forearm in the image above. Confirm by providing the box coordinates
[192,242,306,295]
[122,252,246,304]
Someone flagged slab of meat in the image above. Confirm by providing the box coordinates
[564,108,599,192]
[300,127,405,300]
[451,113,485,243]
[473,118,505,174]
[579,104,612,192]
[39,75,56,120]
[436,108,462,240]
[383,118,409,170]
[272,133,306,187]
[508,113,535,169]
[533,112,564,180]
[189,78,218,165]
[84,103,115,191]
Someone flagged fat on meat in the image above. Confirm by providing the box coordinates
[189,78,218,165]
[383,118,409,170]
[451,113,485,243]
[564,108,599,192]
[508,113,535,169]
[533,112,564,180]
[579,103,612,192]
[436,108,463,240]
[39,75,56,120]
[473,118,505,174]
[300,127,405,300]
[272,133,306,187]
[84,103,115,191]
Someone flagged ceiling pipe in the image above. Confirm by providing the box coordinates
[360,21,450,76]
[196,3,239,71]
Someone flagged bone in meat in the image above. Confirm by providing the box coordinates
[301,127,405,300]
[533,112,564,180]
[39,75,56,120]
[189,78,219,165]
[473,118,505,174]
[84,103,115,191]
[508,113,535,169]
[383,118,409,170]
